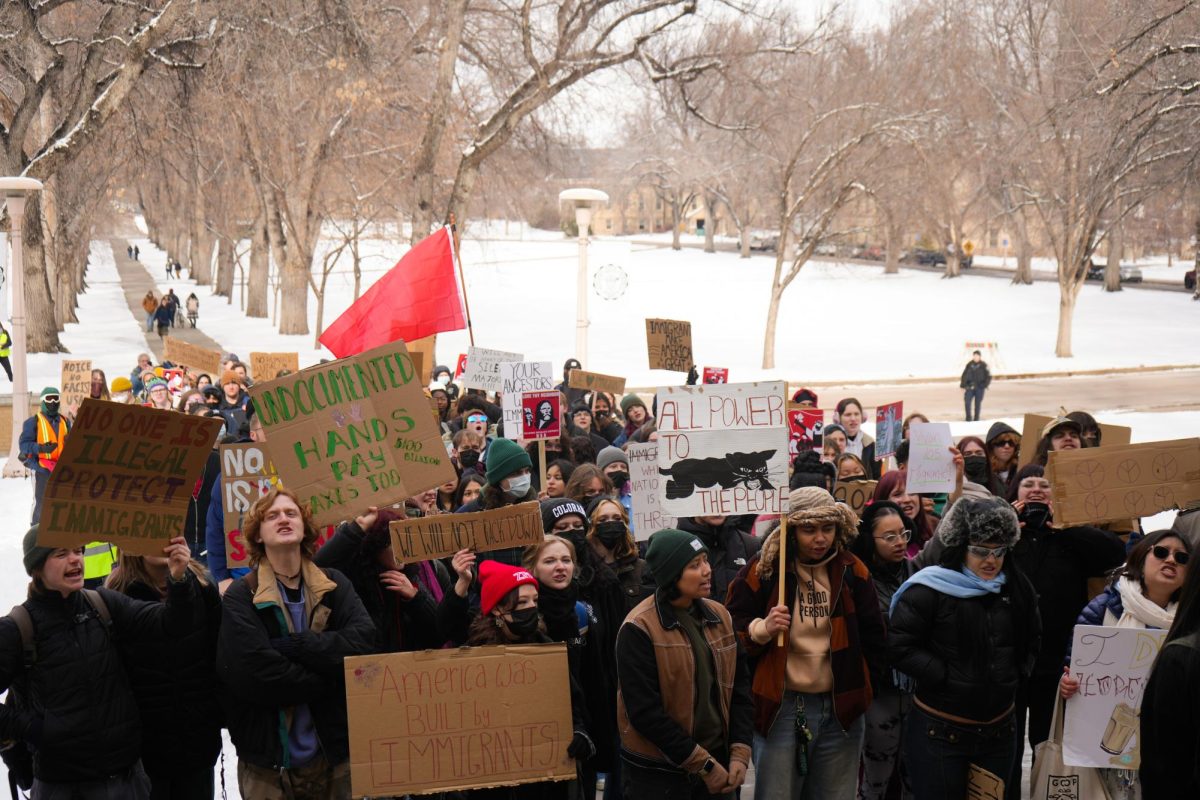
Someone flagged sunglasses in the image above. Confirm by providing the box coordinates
[1151,545,1190,565]
[994,439,1018,448]
[466,415,487,423]
[879,531,912,544]
[968,545,1008,560]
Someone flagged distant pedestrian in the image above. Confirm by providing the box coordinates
[960,349,991,421]
[0,321,12,381]
[186,293,199,327]
[127,244,133,259]
[141,291,157,332]
[133,244,140,260]
[154,297,173,339]
[165,258,173,280]
[166,289,179,328]
[174,260,182,279]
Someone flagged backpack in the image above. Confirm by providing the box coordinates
[0,591,112,797]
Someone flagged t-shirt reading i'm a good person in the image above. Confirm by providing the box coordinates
[786,551,835,693]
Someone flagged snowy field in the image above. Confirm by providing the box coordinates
[112,223,1200,389]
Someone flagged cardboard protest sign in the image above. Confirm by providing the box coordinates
[163,338,222,374]
[39,400,224,555]
[220,442,281,568]
[521,391,560,441]
[834,480,878,517]
[60,359,92,411]
[787,406,824,461]
[1046,438,1200,526]
[346,643,575,797]
[656,382,788,517]
[567,369,626,396]
[389,502,542,562]
[874,402,903,461]
[461,346,523,393]
[906,422,955,493]
[407,335,436,385]
[454,353,468,378]
[645,318,693,372]
[250,352,300,382]
[628,442,676,541]
[702,367,728,384]
[1018,413,1132,467]
[500,361,554,440]
[1063,625,1165,769]
[248,340,455,528]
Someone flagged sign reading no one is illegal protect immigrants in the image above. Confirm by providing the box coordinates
[39,400,224,555]
[248,340,455,528]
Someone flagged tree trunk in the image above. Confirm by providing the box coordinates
[21,195,64,353]
[313,288,325,349]
[245,216,270,318]
[1013,229,1033,285]
[279,248,311,335]
[1054,287,1076,357]
[740,228,751,259]
[702,194,715,254]
[761,282,783,369]
[352,237,363,300]
[1104,222,1122,292]
[670,201,682,250]
[884,220,901,274]
[215,237,235,299]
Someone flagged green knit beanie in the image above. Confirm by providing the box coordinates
[23,526,54,576]
[485,438,533,486]
[619,393,646,416]
[645,528,709,590]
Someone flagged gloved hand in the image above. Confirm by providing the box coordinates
[37,442,56,454]
[566,731,595,761]
[686,366,699,386]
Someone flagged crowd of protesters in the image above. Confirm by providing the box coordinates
[4,351,1200,800]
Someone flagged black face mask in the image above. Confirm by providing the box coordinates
[964,455,990,483]
[1019,501,1051,530]
[563,530,588,556]
[43,401,59,415]
[608,471,629,487]
[595,521,627,548]
[458,450,480,470]
[503,606,541,637]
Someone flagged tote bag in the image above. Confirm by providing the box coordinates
[1031,694,1111,800]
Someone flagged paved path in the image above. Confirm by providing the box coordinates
[110,239,225,362]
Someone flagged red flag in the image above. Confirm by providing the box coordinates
[318,227,466,358]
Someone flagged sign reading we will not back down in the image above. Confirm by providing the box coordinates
[248,340,455,528]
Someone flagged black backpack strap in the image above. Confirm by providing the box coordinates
[6,606,34,670]
[81,590,112,633]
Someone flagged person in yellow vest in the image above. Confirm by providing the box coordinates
[83,541,120,589]
[0,321,12,381]
[18,387,71,525]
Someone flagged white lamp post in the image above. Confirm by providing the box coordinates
[2,177,44,478]
[558,188,608,365]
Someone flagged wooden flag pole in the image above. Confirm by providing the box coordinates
[538,439,548,494]
[777,512,788,647]
[447,213,476,346]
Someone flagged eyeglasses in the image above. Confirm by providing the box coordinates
[879,531,912,544]
[968,545,1008,560]
[1151,545,1190,565]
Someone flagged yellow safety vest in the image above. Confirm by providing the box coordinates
[0,331,10,357]
[83,542,119,582]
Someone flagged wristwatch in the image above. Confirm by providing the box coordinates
[697,757,716,777]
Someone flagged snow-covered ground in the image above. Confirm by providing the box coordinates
[121,226,1199,387]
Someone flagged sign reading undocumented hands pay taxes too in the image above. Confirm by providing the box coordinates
[345,643,576,797]
[39,400,224,555]
[248,340,455,528]
[390,502,542,562]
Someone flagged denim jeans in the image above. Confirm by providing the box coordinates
[903,705,1016,799]
[146,311,155,332]
[964,387,985,421]
[752,690,864,800]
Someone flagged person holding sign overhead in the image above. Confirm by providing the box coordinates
[217,488,375,800]
[725,487,885,800]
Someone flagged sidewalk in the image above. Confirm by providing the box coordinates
[110,239,225,362]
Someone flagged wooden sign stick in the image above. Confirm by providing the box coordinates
[777,513,788,647]
[538,439,548,496]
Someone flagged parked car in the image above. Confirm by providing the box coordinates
[748,230,779,251]
[814,242,838,256]
[1085,260,1143,283]
[902,248,973,269]
[851,245,885,261]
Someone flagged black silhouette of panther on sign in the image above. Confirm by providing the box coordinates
[660,450,777,499]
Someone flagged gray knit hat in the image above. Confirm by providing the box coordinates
[596,446,629,471]
[23,526,54,576]
[937,496,1021,548]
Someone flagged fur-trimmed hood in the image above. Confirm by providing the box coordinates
[757,487,860,580]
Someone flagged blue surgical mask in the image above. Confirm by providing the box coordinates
[506,474,532,499]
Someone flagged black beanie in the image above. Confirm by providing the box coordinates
[540,498,587,533]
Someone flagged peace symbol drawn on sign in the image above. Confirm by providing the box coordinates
[1152,453,1179,482]
[1074,461,1106,491]
[1115,459,1141,485]
[1154,486,1177,510]
[1123,491,1148,517]
[1082,493,1109,520]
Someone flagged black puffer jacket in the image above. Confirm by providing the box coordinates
[217,563,375,770]
[0,577,197,783]
[888,579,1040,721]
[677,517,763,603]
[116,576,223,771]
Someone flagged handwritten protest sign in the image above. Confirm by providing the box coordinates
[163,338,222,374]
[656,382,788,517]
[60,359,92,411]
[250,352,299,382]
[500,361,554,440]
[702,367,728,384]
[834,480,878,517]
[407,335,436,384]
[454,353,468,378]
[346,643,575,797]
[645,318,693,372]
[1047,438,1200,526]
[787,406,824,461]
[248,340,455,528]
[521,391,561,441]
[389,502,542,562]
[1018,413,1132,468]
[1063,625,1165,769]
[461,346,523,393]
[874,402,903,461]
[567,369,626,396]
[220,442,281,568]
[39,400,223,555]
[906,422,954,493]
[628,442,676,541]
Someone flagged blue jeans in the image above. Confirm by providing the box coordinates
[903,705,1016,798]
[964,386,985,421]
[752,690,864,800]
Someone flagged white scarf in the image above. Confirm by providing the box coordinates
[1112,576,1177,630]
[844,432,864,458]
